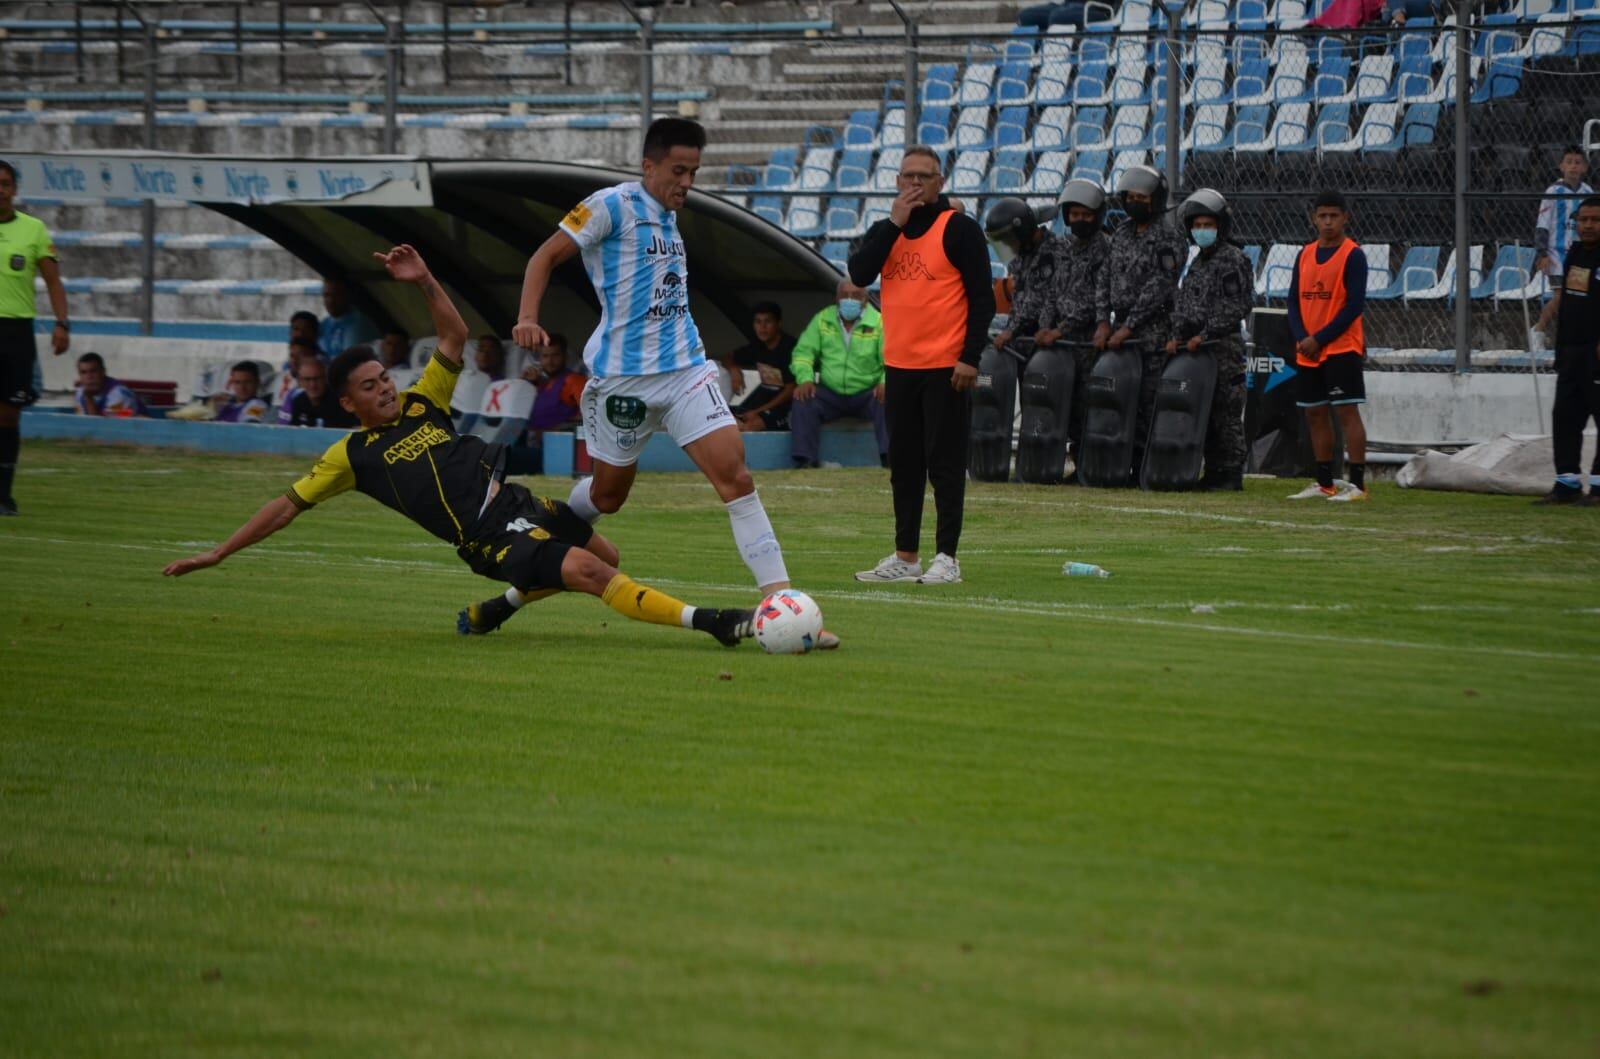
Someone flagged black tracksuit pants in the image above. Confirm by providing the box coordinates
[886,365,972,557]
[1552,343,1600,480]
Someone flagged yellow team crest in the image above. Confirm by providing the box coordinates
[495,545,511,563]
[562,201,592,232]
[406,403,426,417]
[529,526,551,540]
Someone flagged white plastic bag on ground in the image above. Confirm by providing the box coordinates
[1396,432,1597,495]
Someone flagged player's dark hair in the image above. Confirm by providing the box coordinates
[290,309,318,328]
[384,326,408,341]
[289,338,320,354]
[230,360,261,382]
[1313,189,1348,213]
[1562,144,1587,161]
[547,332,568,352]
[1579,195,1600,213]
[643,117,706,161]
[752,301,782,321]
[902,144,944,173]
[0,158,16,183]
[329,345,379,396]
[77,352,106,371]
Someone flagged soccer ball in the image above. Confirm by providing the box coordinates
[753,590,824,655]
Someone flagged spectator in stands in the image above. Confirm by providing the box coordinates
[72,352,144,417]
[0,157,70,517]
[1099,165,1185,480]
[284,354,358,429]
[1532,146,1594,351]
[1287,191,1370,503]
[474,334,508,381]
[289,310,322,354]
[1016,2,1093,30]
[213,361,270,424]
[724,302,797,433]
[379,327,411,369]
[848,144,995,586]
[275,337,323,417]
[318,276,380,357]
[1537,196,1600,505]
[788,279,888,469]
[523,336,586,434]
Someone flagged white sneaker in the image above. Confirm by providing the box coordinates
[918,552,963,584]
[1326,481,1369,503]
[854,554,922,583]
[1288,481,1339,500]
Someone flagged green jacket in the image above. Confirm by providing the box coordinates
[790,304,884,397]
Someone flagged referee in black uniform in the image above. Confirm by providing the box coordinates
[0,160,71,516]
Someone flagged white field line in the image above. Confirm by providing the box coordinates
[7,534,1595,664]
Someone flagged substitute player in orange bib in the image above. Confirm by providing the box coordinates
[1286,190,1370,502]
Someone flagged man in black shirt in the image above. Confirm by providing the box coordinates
[723,301,797,432]
[284,355,359,429]
[162,244,756,648]
[1539,196,1600,505]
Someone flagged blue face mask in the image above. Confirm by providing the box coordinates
[838,298,863,322]
[1191,228,1219,249]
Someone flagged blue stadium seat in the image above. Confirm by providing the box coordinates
[797,147,836,192]
[1471,244,1537,300]
[1230,103,1273,150]
[950,150,990,196]
[1232,59,1271,107]
[1313,57,1351,102]
[994,106,1031,149]
[1109,105,1150,151]
[844,109,878,148]
[996,61,1033,106]
[825,198,862,237]
[786,197,824,238]
[1257,243,1299,300]
[1364,245,1432,300]
[922,63,958,105]
[1071,149,1109,182]
[1353,54,1397,103]
[1072,105,1110,150]
[1189,104,1231,151]
[1032,105,1074,151]
[1472,55,1524,102]
[1399,102,1440,146]
[918,105,953,149]
[820,241,850,272]
[958,62,999,107]
[762,148,798,190]
[1027,152,1070,197]
[835,148,872,191]
[1072,62,1111,106]
[953,105,993,150]
[989,148,1029,192]
[1311,102,1353,149]
[751,194,783,226]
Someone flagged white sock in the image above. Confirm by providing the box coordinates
[726,490,788,589]
[504,587,527,609]
[680,605,696,629]
[568,476,601,523]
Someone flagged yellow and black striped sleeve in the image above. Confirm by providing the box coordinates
[405,349,463,412]
[285,437,356,510]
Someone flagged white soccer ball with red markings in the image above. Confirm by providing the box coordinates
[753,590,824,655]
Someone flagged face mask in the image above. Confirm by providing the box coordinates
[837,298,863,322]
[1069,219,1099,241]
[1125,201,1153,223]
[988,237,1017,264]
[1191,228,1218,249]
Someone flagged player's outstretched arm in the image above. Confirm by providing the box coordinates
[162,495,302,577]
[512,232,580,349]
[372,244,468,366]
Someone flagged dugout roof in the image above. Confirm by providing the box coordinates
[206,160,841,353]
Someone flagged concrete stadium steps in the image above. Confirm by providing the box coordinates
[49,280,321,324]
[22,199,268,238]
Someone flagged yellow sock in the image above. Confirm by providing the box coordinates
[601,574,689,629]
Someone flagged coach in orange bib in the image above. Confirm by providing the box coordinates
[847,146,996,585]
[1287,190,1370,503]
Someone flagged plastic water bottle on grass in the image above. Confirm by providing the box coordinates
[1062,562,1112,578]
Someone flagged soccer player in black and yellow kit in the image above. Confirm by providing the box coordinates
[162,244,756,647]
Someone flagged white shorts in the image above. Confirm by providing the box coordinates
[579,361,735,467]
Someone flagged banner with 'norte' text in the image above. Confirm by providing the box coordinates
[5,152,433,207]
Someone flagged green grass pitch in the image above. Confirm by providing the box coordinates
[3,440,1598,1058]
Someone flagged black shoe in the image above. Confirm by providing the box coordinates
[1533,488,1585,506]
[792,458,818,469]
[0,497,16,517]
[879,454,890,469]
[457,596,518,635]
[699,607,755,647]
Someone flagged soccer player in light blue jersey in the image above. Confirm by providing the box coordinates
[516,119,834,644]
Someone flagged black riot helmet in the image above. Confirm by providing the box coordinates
[984,197,1048,263]
[1177,187,1232,242]
[1115,164,1169,216]
[1058,178,1107,218]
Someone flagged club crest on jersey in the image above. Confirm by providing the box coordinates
[406,403,426,417]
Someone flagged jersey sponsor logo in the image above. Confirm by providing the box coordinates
[1302,279,1332,301]
[406,403,426,417]
[496,545,512,563]
[883,253,936,281]
[643,234,684,258]
[562,201,593,231]
[382,421,452,464]
[504,517,552,540]
[605,395,648,429]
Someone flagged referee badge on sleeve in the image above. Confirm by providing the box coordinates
[562,202,593,232]
[9,255,24,272]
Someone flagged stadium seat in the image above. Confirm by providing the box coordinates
[1037,54,1073,108]
[820,241,850,272]
[786,196,824,238]
[996,61,1034,107]
[950,151,990,196]
[1311,102,1354,150]
[1407,246,1484,301]
[1400,102,1441,146]
[880,106,906,148]
[955,106,992,149]
[762,148,798,190]
[1071,149,1110,182]
[1033,106,1074,151]
[1110,105,1150,150]
[1363,244,1394,297]
[918,105,953,149]
[1472,244,1539,301]
[922,63,958,106]
[1258,243,1299,300]
[958,62,998,107]
[1230,103,1273,151]
[1233,59,1272,107]
[1273,55,1314,104]
[994,106,1031,150]
[1187,104,1231,151]
[1238,102,1309,152]
[1345,101,1401,152]
[750,195,783,226]
[825,198,863,238]
[1073,62,1112,106]
[871,149,904,192]
[1027,152,1070,197]
[844,110,878,149]
[835,148,872,192]
[797,148,836,192]
[1072,106,1110,150]
[1396,55,1436,105]
[1312,56,1351,103]
[989,148,1029,192]
[1110,66,1149,106]
[1354,54,1397,104]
